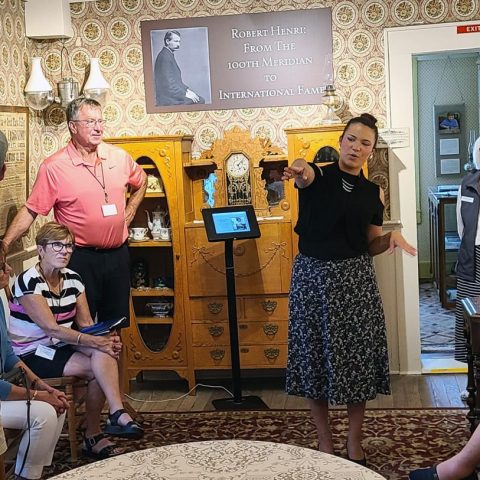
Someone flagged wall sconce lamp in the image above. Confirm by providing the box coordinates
[83,58,110,105]
[24,56,109,111]
[319,84,342,125]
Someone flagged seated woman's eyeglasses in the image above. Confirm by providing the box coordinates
[46,242,75,252]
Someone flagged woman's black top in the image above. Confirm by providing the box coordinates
[294,162,384,261]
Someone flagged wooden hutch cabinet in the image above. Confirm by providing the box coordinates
[177,128,293,377]
[105,135,194,392]
[108,126,363,390]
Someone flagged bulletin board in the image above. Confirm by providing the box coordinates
[0,106,29,236]
[434,103,465,176]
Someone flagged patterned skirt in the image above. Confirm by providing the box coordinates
[454,245,480,362]
[286,253,391,405]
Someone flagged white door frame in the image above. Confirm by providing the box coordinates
[385,22,480,373]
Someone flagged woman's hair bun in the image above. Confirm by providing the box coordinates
[360,113,377,126]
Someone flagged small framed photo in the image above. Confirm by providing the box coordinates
[438,111,460,134]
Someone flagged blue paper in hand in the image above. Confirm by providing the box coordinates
[80,317,128,336]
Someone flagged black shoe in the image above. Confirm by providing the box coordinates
[347,455,367,467]
[409,467,438,480]
[409,466,477,480]
[346,444,367,467]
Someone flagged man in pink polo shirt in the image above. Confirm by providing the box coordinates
[0,97,147,324]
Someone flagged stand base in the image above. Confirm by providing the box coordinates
[212,395,270,411]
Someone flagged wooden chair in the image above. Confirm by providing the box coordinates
[4,284,87,462]
[461,296,480,432]
[43,376,87,462]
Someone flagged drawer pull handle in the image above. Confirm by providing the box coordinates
[264,348,280,360]
[261,300,278,314]
[263,323,279,336]
[208,302,223,315]
[240,348,250,353]
[208,326,224,337]
[210,349,225,361]
[239,324,248,330]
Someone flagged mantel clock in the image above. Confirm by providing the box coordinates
[225,152,251,205]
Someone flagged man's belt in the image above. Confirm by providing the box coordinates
[75,242,126,253]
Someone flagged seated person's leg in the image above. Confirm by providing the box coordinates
[1,400,65,479]
[63,347,143,440]
[409,421,480,479]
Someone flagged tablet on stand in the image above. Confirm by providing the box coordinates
[202,205,268,410]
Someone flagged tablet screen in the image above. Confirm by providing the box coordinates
[202,205,260,241]
[212,211,251,234]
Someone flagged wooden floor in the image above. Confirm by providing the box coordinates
[125,372,468,413]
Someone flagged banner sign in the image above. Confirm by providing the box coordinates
[141,8,333,113]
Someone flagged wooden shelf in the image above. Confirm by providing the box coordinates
[262,154,288,162]
[128,240,172,247]
[145,191,165,197]
[131,288,174,297]
[183,161,217,169]
[136,316,174,325]
[127,192,165,198]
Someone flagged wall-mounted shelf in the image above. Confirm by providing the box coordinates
[183,160,217,169]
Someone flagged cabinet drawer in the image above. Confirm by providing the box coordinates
[193,344,287,369]
[239,321,288,343]
[192,321,288,346]
[192,323,229,345]
[190,298,233,321]
[244,297,288,320]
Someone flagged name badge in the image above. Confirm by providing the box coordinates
[35,344,56,360]
[461,196,474,204]
[102,204,118,217]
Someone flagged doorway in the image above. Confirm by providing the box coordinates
[385,21,480,373]
[414,52,479,369]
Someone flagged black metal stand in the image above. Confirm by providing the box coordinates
[212,238,269,411]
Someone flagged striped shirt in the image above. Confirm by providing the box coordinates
[8,266,85,355]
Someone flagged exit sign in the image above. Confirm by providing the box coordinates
[457,24,480,34]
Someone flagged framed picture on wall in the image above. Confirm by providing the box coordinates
[434,103,465,177]
[438,110,461,134]
[0,105,29,236]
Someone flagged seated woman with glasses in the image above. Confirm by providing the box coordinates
[7,221,143,460]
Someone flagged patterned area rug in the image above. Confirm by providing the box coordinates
[420,282,455,353]
[44,409,471,479]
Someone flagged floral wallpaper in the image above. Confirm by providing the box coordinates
[1,0,480,232]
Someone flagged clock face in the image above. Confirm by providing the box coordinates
[226,153,249,178]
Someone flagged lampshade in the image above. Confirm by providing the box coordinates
[319,84,341,125]
[83,58,109,105]
[24,57,54,110]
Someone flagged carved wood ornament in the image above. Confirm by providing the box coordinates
[199,127,284,216]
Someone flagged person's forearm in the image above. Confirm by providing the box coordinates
[42,323,97,349]
[5,383,34,401]
[125,177,147,223]
[13,360,38,387]
[368,232,392,257]
[1,205,37,252]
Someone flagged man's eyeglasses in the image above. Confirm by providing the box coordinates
[46,242,75,253]
[72,119,106,128]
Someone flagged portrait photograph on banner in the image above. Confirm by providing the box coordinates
[141,7,333,113]
[150,27,212,108]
